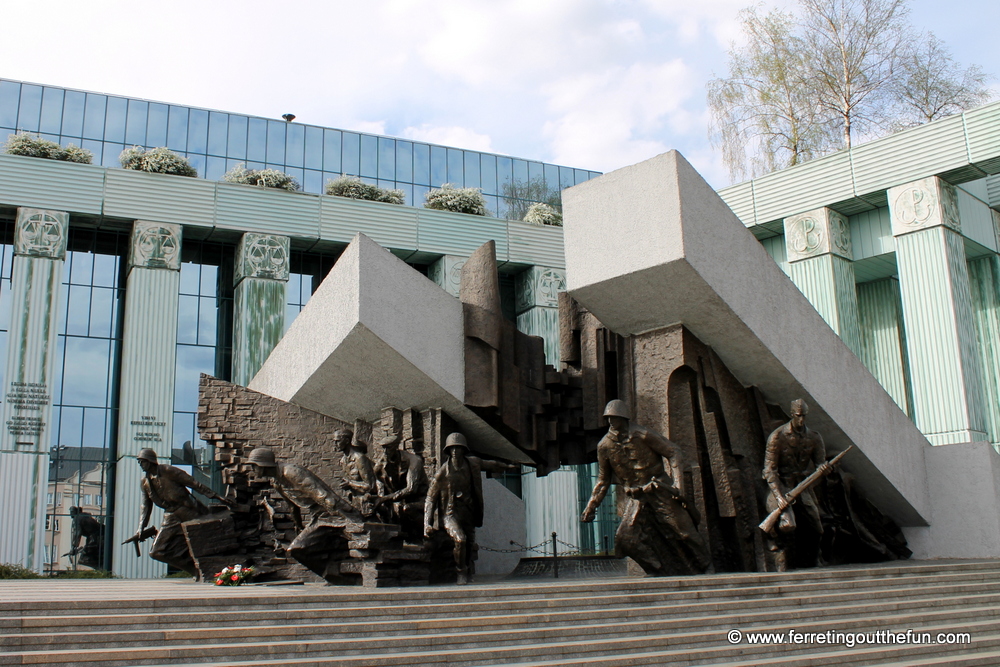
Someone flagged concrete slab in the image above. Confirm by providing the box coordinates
[250,233,530,463]
[561,151,931,527]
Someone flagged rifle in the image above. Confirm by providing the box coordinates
[121,526,158,557]
[759,445,853,535]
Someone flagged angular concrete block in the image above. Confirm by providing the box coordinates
[562,151,931,526]
[250,233,529,463]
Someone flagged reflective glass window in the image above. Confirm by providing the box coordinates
[512,159,528,187]
[61,90,85,138]
[0,81,20,127]
[207,112,228,156]
[480,154,497,195]
[39,87,64,135]
[167,105,189,151]
[484,195,498,218]
[247,118,267,162]
[103,97,127,144]
[101,142,123,167]
[412,143,430,185]
[81,139,103,161]
[17,84,42,132]
[378,137,395,180]
[574,168,589,185]
[186,153,205,177]
[544,164,559,192]
[146,103,168,146]
[285,167,304,188]
[497,157,513,193]
[360,134,377,178]
[560,166,575,190]
[285,123,304,167]
[447,148,463,185]
[266,120,285,164]
[205,156,227,181]
[413,185,430,207]
[187,109,208,154]
[39,132,59,143]
[430,146,447,186]
[227,115,248,159]
[82,94,106,140]
[323,129,341,173]
[304,126,323,170]
[529,161,544,184]
[124,100,147,146]
[495,195,509,220]
[464,151,481,189]
[342,132,360,176]
[303,169,322,194]
[395,141,412,183]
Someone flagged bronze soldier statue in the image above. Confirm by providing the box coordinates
[248,447,361,578]
[373,433,428,534]
[334,428,377,517]
[131,448,233,575]
[424,432,517,584]
[582,399,710,575]
[762,399,829,571]
[66,506,104,570]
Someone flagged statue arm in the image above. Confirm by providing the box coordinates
[424,471,442,536]
[763,432,788,507]
[167,465,228,504]
[137,484,152,534]
[812,432,828,472]
[581,445,612,522]
[475,458,519,475]
[385,455,428,503]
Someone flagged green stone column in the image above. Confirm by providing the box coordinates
[968,254,1000,447]
[784,207,862,356]
[0,208,67,570]
[857,278,914,417]
[889,177,988,446]
[514,266,583,551]
[232,233,290,386]
[427,255,465,297]
[112,221,182,578]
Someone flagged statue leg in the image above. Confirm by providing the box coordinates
[148,515,196,576]
[443,515,469,584]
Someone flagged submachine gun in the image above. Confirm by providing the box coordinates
[759,445,854,535]
[121,526,158,557]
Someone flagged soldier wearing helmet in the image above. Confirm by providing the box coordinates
[762,399,828,571]
[246,446,361,579]
[581,400,710,575]
[424,432,518,584]
[132,448,234,575]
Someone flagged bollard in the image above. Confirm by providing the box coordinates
[603,535,610,556]
[552,531,559,579]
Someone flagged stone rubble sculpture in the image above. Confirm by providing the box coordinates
[582,399,711,576]
[128,448,234,576]
[65,506,104,570]
[425,432,519,584]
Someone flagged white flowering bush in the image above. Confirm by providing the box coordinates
[424,184,487,216]
[223,163,300,192]
[325,176,405,204]
[523,202,563,227]
[3,133,93,164]
[119,146,197,177]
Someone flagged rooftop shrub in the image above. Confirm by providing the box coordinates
[523,202,563,227]
[2,133,93,164]
[223,163,300,191]
[424,184,487,216]
[325,176,404,204]
[119,146,197,177]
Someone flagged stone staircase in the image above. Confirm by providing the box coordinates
[1,559,998,666]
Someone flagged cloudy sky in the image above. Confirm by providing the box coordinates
[2,0,996,188]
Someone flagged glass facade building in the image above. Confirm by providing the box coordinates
[0,78,600,218]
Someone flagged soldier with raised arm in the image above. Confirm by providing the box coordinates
[582,399,710,575]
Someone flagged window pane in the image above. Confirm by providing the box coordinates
[413,143,430,185]
[447,148,463,185]
[430,146,447,186]
[17,84,43,132]
[360,134,377,178]
[0,80,19,127]
[146,103,168,146]
[179,262,200,295]
[560,166,575,190]
[227,115,248,159]
[167,106,188,151]
[58,407,84,449]
[207,112,228,156]
[285,123,304,167]
[61,90,85,138]
[198,296,217,345]
[395,141,412,183]
[102,142,123,167]
[247,118,266,162]
[61,337,111,407]
[323,129,341,173]
[528,161,543,184]
[574,168,589,185]
[200,264,218,296]
[39,87,64,135]
[187,109,208,154]
[89,287,114,338]
[92,253,118,288]
[104,97,127,144]
[206,156,227,181]
[125,100,148,146]
[83,94,106,140]
[544,164,559,192]
[186,153,204,177]
[513,159,528,186]
[342,132,360,176]
[303,169,322,194]
[177,294,199,344]
[266,120,285,164]
[464,151,481,189]
[378,137,395,180]
[481,155,497,195]
[174,345,215,412]
[304,126,323,170]
[66,285,91,336]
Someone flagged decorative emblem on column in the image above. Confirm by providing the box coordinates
[236,233,290,281]
[130,221,182,270]
[783,208,851,262]
[428,256,465,297]
[516,266,566,313]
[888,177,961,236]
[15,208,68,259]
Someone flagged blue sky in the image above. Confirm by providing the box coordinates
[2,0,996,189]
